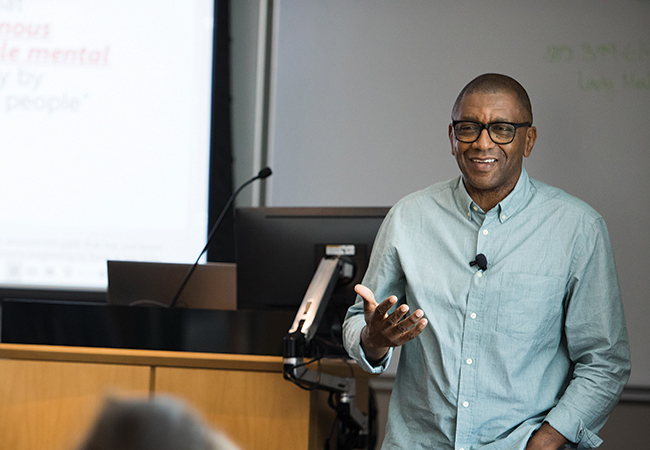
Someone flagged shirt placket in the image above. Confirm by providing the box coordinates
[454,208,498,450]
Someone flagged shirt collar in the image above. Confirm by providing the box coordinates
[453,167,532,223]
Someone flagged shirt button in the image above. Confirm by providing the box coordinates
[473,205,478,211]
[470,313,477,319]
[462,401,469,408]
[482,229,488,236]
[501,214,507,220]
[466,358,473,365]
[477,272,483,278]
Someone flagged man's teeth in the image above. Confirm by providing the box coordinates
[472,158,496,163]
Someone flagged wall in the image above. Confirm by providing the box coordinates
[230,0,650,446]
[260,0,650,389]
[230,0,268,207]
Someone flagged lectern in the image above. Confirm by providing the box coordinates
[0,301,373,450]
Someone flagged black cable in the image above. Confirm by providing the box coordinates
[325,392,339,449]
[168,168,271,308]
[127,299,171,308]
[285,356,325,391]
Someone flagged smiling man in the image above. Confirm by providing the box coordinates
[449,81,535,213]
[343,74,630,449]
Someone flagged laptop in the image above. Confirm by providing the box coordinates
[107,260,236,310]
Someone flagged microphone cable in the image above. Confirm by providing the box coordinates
[168,167,272,308]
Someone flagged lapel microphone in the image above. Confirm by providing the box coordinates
[470,253,488,271]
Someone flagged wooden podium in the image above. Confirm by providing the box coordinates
[0,343,371,450]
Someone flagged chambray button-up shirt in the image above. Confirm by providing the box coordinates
[343,168,630,450]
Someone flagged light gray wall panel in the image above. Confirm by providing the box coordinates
[263,0,650,387]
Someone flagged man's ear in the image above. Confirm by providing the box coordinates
[448,123,456,155]
[524,126,537,158]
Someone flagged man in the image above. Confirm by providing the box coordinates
[343,73,630,450]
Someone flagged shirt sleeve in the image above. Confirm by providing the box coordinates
[343,303,394,374]
[343,207,405,374]
[544,217,631,449]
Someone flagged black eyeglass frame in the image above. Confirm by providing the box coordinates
[452,120,532,144]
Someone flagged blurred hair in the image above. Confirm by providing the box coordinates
[76,396,240,450]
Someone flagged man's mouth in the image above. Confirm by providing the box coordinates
[470,158,497,164]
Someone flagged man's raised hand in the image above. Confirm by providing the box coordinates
[355,284,428,363]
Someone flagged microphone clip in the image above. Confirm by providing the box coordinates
[469,253,488,271]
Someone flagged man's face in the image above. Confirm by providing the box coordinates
[448,91,537,207]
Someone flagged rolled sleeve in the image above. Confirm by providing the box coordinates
[354,340,394,374]
[545,217,631,448]
[343,206,404,374]
[545,408,603,449]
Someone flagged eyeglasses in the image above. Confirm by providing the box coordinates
[452,120,531,144]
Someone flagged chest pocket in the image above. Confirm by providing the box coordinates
[496,273,565,341]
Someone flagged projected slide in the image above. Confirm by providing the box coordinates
[0,0,215,291]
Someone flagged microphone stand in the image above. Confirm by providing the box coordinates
[168,168,272,308]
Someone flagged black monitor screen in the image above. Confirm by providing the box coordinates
[235,207,389,313]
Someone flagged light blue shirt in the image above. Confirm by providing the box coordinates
[343,168,630,450]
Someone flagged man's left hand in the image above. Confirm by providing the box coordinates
[525,423,569,450]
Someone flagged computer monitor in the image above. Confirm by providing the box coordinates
[235,207,389,310]
[234,207,389,355]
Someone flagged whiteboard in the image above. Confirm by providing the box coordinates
[265,0,650,387]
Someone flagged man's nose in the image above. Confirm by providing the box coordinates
[473,128,493,150]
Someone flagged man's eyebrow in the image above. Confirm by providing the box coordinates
[456,116,514,123]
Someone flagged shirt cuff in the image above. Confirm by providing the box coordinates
[355,342,393,374]
[545,408,603,449]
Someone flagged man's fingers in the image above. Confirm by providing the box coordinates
[356,284,378,316]
[385,303,410,325]
[375,295,399,318]
[355,284,376,304]
[395,318,428,346]
[392,310,427,339]
[356,284,428,347]
[356,284,398,318]
[407,315,428,335]
[405,308,425,326]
